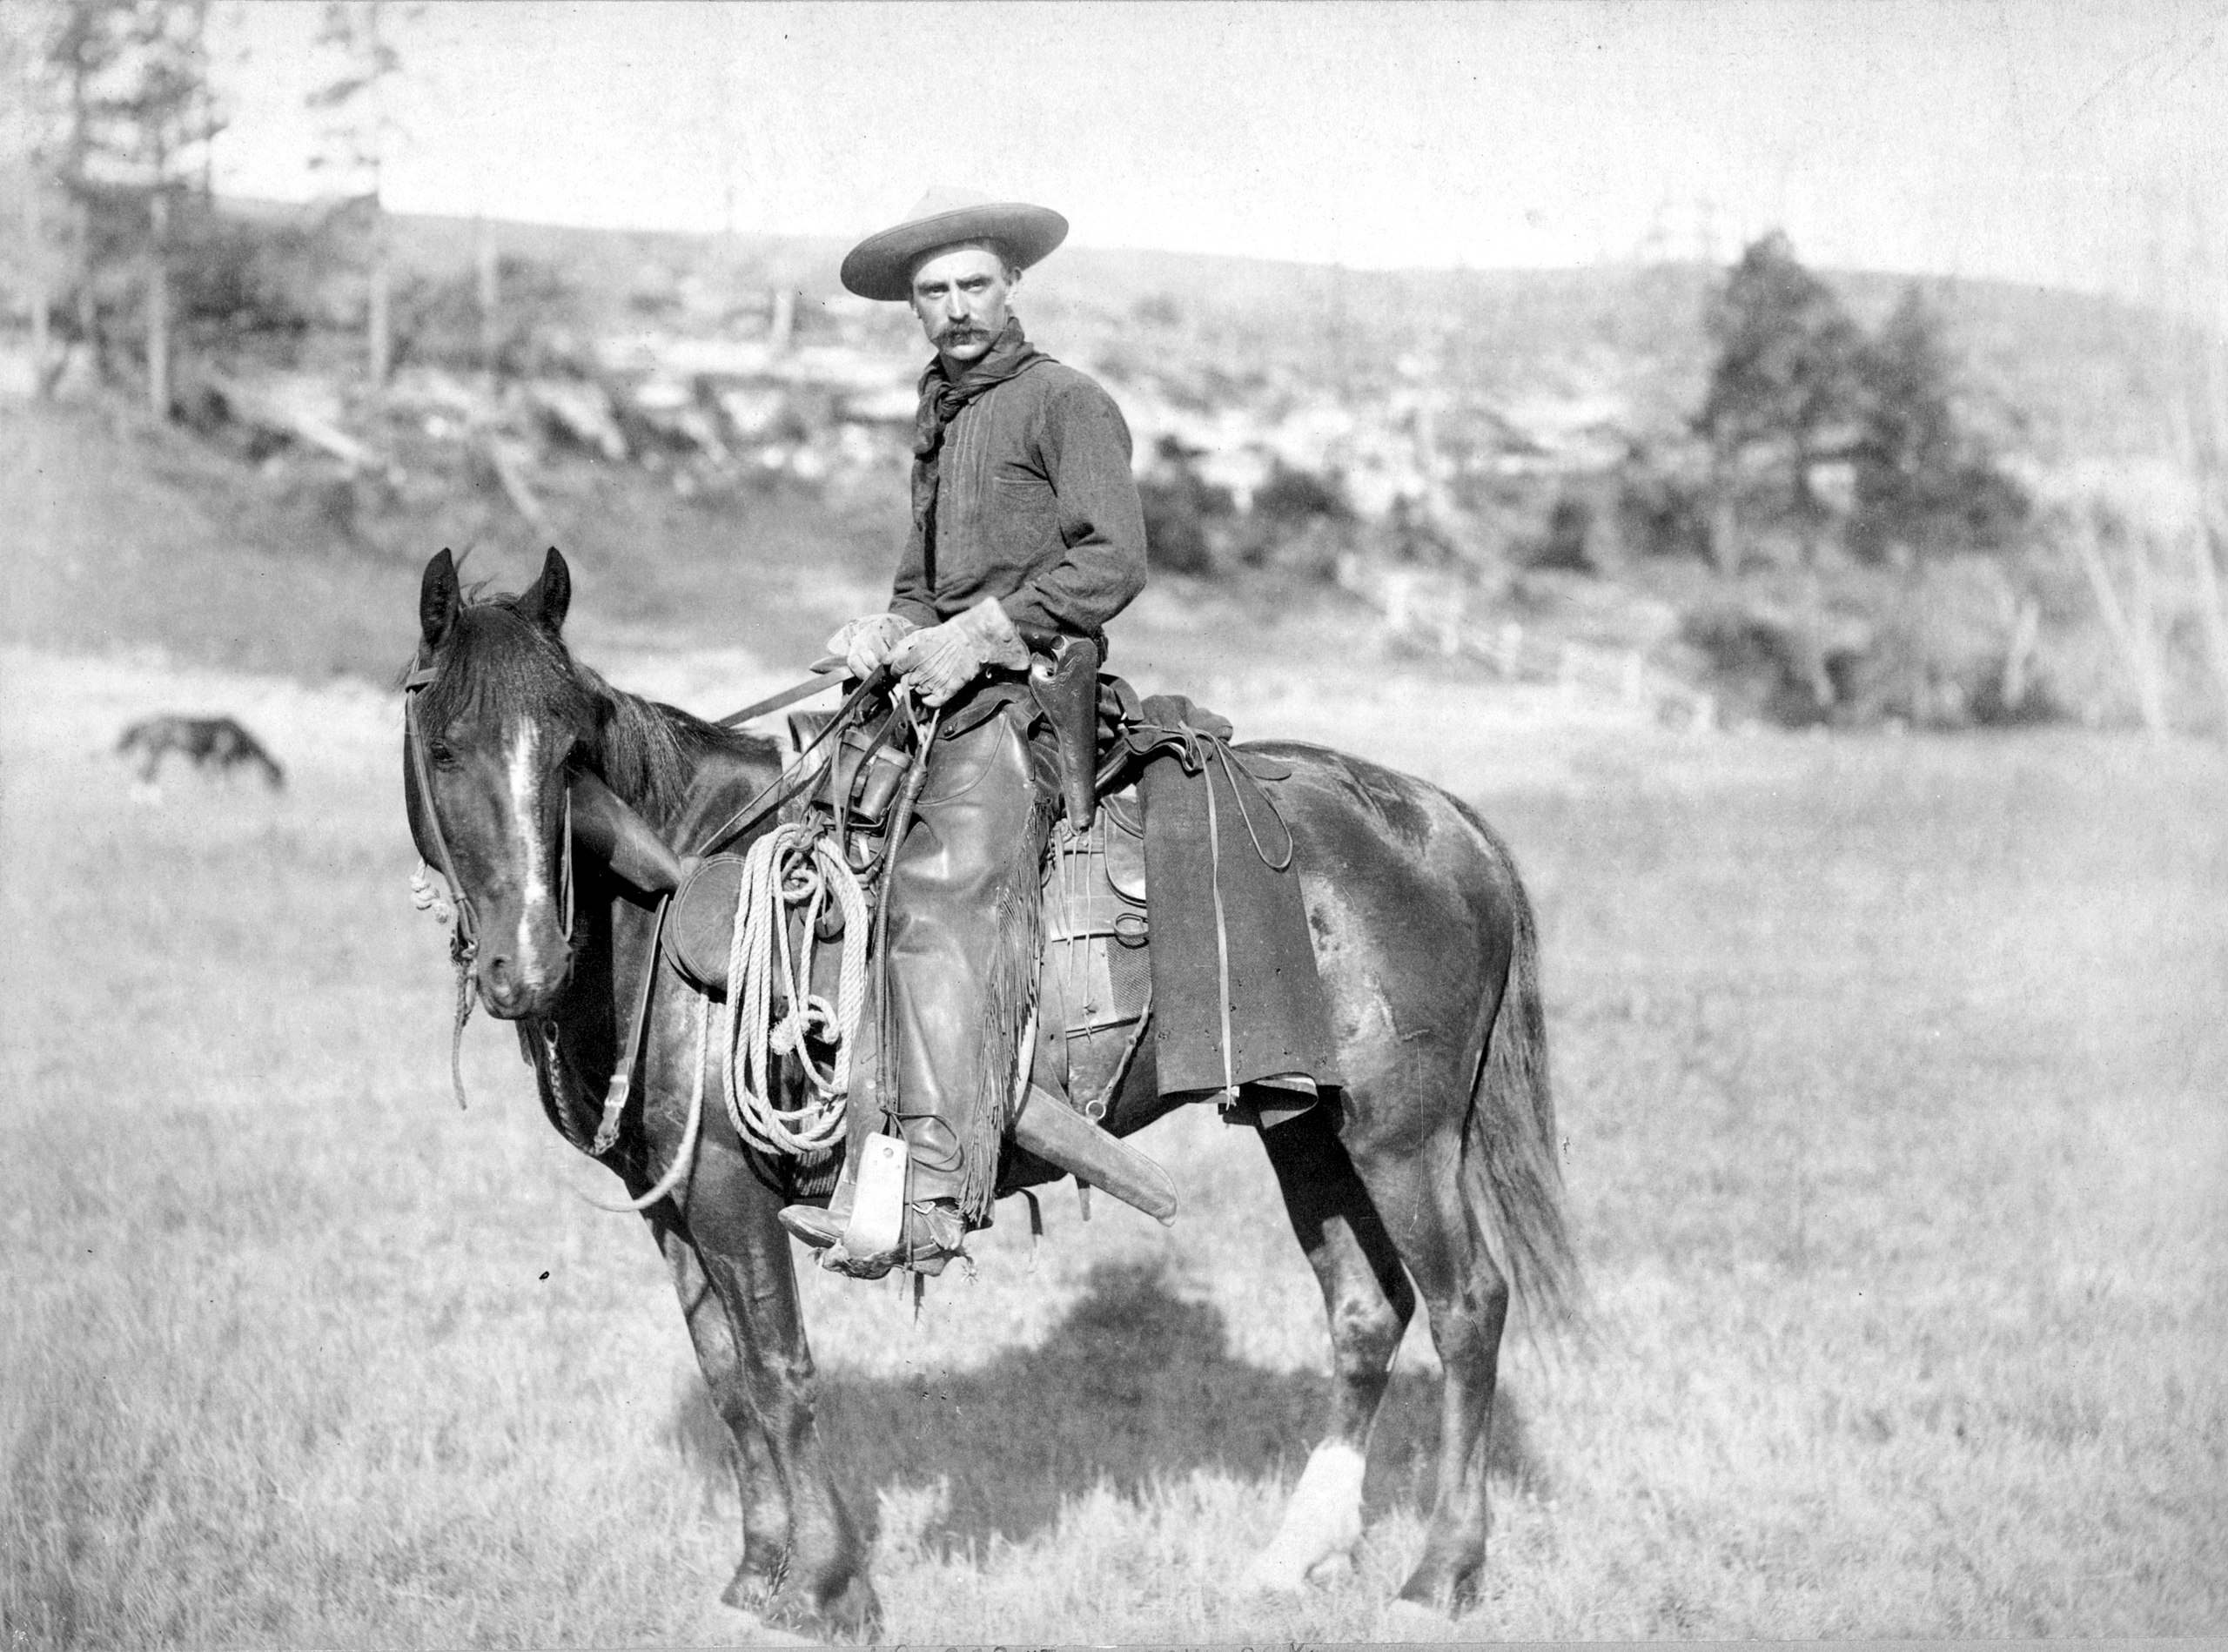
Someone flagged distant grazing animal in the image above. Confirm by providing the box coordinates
[117,715,285,789]
[400,546,1576,1634]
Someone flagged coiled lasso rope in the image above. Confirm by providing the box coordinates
[722,823,872,1158]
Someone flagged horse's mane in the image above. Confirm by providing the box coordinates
[410,590,778,826]
[577,657,773,823]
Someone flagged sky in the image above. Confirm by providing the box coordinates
[202,0,2227,304]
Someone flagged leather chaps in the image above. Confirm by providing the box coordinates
[851,684,1059,1221]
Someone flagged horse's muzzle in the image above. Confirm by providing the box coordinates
[475,942,573,1019]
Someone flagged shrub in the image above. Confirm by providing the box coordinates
[1136,438,1232,574]
[1251,460,1352,526]
[1680,601,1855,727]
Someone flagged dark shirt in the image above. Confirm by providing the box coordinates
[889,361,1148,643]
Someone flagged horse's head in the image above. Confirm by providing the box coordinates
[406,546,594,1019]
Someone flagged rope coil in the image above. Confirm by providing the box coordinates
[721,823,872,1158]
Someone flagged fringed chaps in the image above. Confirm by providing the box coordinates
[877,691,1058,1225]
[956,785,1053,1218]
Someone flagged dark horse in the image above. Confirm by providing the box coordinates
[402,547,1576,1634]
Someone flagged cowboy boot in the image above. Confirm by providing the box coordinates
[778,974,978,1279]
[776,886,976,1279]
[777,1132,973,1277]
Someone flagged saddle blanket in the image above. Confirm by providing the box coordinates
[1132,695,1344,1100]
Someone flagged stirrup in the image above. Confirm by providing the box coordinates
[779,1197,968,1280]
[778,1202,849,1249]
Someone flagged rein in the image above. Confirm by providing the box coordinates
[404,661,481,1111]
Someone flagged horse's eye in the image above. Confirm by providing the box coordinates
[426,739,460,769]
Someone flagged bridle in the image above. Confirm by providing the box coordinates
[403,655,576,1111]
[403,661,478,960]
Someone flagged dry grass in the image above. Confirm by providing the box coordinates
[3,641,2224,1646]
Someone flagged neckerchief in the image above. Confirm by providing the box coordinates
[911,317,1050,591]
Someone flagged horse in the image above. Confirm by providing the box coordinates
[117,714,285,789]
[401,545,1577,1634]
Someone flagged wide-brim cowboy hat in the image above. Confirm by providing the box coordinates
[840,186,1068,303]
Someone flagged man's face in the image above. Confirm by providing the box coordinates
[909,244,1016,366]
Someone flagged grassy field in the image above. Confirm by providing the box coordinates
[3,616,2223,1644]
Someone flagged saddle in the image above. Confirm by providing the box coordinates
[627,646,1338,1223]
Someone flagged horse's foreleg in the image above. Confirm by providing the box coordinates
[646,1214,791,1611]
[685,1186,881,1640]
[1348,1130,1510,1615]
[1243,1102,1416,1595]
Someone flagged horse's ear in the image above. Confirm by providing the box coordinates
[518,546,571,636]
[419,548,460,651]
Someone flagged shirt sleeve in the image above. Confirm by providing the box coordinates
[886,514,940,630]
[1002,377,1149,639]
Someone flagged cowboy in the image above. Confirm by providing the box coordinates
[780,188,1148,1275]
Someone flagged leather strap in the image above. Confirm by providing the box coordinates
[715,661,844,729]
[1194,726,1239,1104]
[403,662,480,956]
[592,894,670,1157]
[694,665,895,860]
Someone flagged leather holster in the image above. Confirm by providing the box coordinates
[1029,633,1104,830]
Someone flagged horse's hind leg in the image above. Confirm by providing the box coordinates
[1347,1126,1511,1615]
[1243,1103,1416,1594]
[648,1215,791,1611]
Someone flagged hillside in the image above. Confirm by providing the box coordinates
[6,392,1607,749]
[360,206,2183,464]
[7,199,2215,735]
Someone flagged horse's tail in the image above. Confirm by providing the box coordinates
[1463,843,1581,1336]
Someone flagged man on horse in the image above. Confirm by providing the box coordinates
[779,187,1148,1276]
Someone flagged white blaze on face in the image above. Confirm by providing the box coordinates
[507,720,551,973]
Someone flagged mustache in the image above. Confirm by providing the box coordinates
[934,323,990,345]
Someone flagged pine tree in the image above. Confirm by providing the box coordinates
[1699,232,1868,532]
[309,1,410,386]
[1849,284,2025,561]
[24,0,223,417]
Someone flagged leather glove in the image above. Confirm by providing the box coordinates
[824,613,917,681]
[886,597,1030,707]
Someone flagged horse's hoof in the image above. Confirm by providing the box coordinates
[1382,1596,1458,1639]
[1391,1555,1481,1626]
[1241,1540,1360,1595]
[762,1573,881,1643]
[685,1602,817,1647]
[720,1565,781,1613]
[1306,1551,1355,1584]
